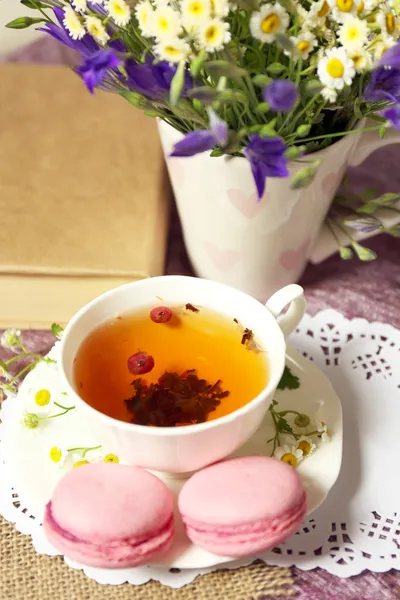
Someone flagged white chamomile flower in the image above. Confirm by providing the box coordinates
[296,436,316,457]
[181,0,210,27]
[72,0,87,13]
[210,0,229,17]
[348,47,373,71]
[103,453,120,463]
[49,446,68,468]
[328,0,358,21]
[32,388,53,416]
[250,3,289,44]
[338,16,369,50]
[135,0,154,37]
[377,10,400,37]
[289,31,318,60]
[63,5,86,40]
[373,35,396,59]
[154,38,190,63]
[197,17,231,50]
[274,444,303,468]
[152,6,182,39]
[318,47,356,90]
[106,0,131,27]
[86,15,110,45]
[321,86,338,102]
[318,421,331,442]
[307,0,331,27]
[1,328,21,350]
[20,412,43,435]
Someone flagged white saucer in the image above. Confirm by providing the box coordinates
[2,344,342,570]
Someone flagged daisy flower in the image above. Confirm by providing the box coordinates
[197,17,231,50]
[103,453,120,463]
[210,0,229,17]
[152,6,182,39]
[373,35,396,59]
[154,38,190,63]
[307,0,331,27]
[377,10,399,37]
[63,5,86,40]
[33,388,52,416]
[135,0,154,37]
[338,16,369,51]
[106,0,131,27]
[318,421,331,442]
[321,87,338,103]
[328,0,358,22]
[85,15,110,45]
[1,328,21,351]
[72,0,87,13]
[289,31,318,60]
[250,3,289,44]
[181,0,210,27]
[274,444,303,468]
[49,446,68,468]
[318,47,356,90]
[20,412,44,435]
[296,436,316,457]
[348,48,373,71]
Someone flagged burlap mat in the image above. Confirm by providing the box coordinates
[1,516,295,600]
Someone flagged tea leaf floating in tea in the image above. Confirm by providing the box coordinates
[125,370,230,427]
[127,352,155,375]
[185,303,199,313]
[150,306,172,323]
[241,328,254,346]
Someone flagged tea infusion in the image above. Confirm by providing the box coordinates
[74,304,268,427]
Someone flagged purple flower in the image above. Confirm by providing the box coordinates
[170,109,228,157]
[364,65,400,103]
[381,105,400,128]
[244,135,289,199]
[37,7,98,56]
[263,80,299,113]
[125,57,193,100]
[378,42,400,68]
[76,49,122,94]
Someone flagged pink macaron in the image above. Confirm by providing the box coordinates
[178,456,307,557]
[44,462,174,568]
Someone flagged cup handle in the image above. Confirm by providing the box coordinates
[265,284,307,338]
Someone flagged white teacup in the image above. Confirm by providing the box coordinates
[59,276,306,474]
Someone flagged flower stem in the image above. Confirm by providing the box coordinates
[297,124,382,145]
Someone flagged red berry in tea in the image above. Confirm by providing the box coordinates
[150,306,172,323]
[128,352,155,375]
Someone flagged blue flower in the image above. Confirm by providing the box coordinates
[170,109,228,157]
[37,7,98,56]
[125,57,193,100]
[381,105,400,129]
[263,80,299,113]
[76,49,122,94]
[244,135,289,200]
[378,42,400,69]
[364,65,400,103]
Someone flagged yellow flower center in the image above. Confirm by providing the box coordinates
[347,25,360,40]
[210,0,215,11]
[297,440,312,455]
[205,24,218,41]
[261,14,280,33]
[386,13,395,34]
[357,1,364,12]
[352,54,363,68]
[104,454,119,464]
[326,57,345,78]
[158,16,169,31]
[367,15,376,22]
[73,460,90,468]
[297,40,310,52]
[281,453,297,467]
[113,1,125,16]
[317,1,330,17]
[337,0,353,11]
[165,45,181,57]
[189,1,204,14]
[35,389,51,407]
[49,447,62,463]
[90,24,101,35]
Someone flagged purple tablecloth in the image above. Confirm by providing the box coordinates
[4,37,400,599]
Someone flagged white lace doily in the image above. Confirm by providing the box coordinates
[1,309,399,583]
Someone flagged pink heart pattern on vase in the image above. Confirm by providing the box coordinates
[227,188,267,219]
[279,239,310,271]
[204,242,241,271]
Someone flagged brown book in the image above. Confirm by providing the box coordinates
[0,64,170,329]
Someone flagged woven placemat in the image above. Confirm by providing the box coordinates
[0,517,294,600]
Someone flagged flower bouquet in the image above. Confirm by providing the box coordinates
[6,0,400,276]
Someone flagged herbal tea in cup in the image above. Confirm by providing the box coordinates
[73,303,269,427]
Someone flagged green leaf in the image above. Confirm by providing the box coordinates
[351,241,377,261]
[253,74,272,88]
[21,0,49,7]
[51,323,64,338]
[204,60,247,79]
[255,102,270,114]
[190,50,206,79]
[6,16,45,28]
[339,246,353,260]
[379,125,387,138]
[353,97,363,120]
[169,61,185,108]
[259,119,278,138]
[277,366,300,390]
[290,160,321,189]
[187,86,219,104]
[217,89,249,107]
[266,62,287,76]
[385,225,400,237]
[210,148,223,157]
[277,417,293,434]
[356,201,378,214]
[249,124,263,133]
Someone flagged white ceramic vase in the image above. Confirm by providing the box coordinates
[158,119,400,301]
